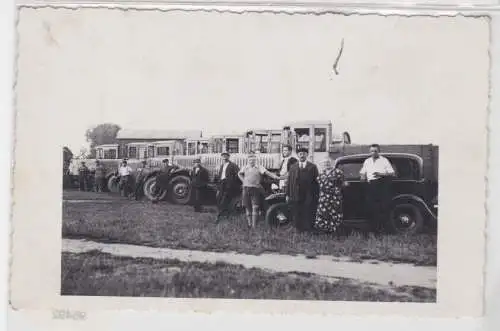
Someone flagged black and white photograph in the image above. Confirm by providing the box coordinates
[10,4,488,318]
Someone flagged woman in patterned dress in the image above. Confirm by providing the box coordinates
[313,158,345,233]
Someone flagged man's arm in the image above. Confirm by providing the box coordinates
[262,166,280,181]
[359,160,368,181]
[237,167,245,183]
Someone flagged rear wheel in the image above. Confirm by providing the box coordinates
[265,202,293,229]
[386,203,424,235]
[168,175,192,205]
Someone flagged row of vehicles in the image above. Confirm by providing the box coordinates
[67,121,438,234]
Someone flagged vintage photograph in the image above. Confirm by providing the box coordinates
[57,9,441,303]
[10,5,488,316]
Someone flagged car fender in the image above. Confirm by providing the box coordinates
[391,194,437,224]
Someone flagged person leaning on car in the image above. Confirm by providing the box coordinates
[151,158,179,203]
[359,144,395,231]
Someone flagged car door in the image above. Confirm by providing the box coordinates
[336,159,368,221]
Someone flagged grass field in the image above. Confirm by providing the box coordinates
[61,251,436,302]
[62,191,437,266]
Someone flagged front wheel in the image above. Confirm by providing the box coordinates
[143,176,167,201]
[386,203,424,235]
[168,175,192,205]
[265,202,293,229]
[107,175,120,193]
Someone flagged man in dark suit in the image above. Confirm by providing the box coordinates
[285,147,320,232]
[216,152,241,222]
[278,144,298,191]
[190,158,209,212]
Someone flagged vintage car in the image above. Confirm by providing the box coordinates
[264,153,438,235]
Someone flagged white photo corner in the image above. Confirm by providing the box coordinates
[8,0,490,322]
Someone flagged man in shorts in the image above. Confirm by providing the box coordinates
[238,152,282,228]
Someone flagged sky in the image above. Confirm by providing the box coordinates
[16,9,489,155]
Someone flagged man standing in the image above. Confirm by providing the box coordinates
[118,159,133,198]
[190,158,209,212]
[285,147,320,232]
[78,161,90,191]
[94,160,107,193]
[238,152,281,228]
[278,144,298,191]
[216,152,240,223]
[359,144,396,231]
[134,160,150,200]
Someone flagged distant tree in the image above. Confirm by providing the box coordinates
[85,123,122,157]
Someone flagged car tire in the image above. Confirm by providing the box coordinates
[168,175,192,205]
[265,202,293,229]
[107,175,120,193]
[386,203,424,235]
[143,176,167,201]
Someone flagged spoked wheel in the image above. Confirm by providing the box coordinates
[387,203,424,235]
[107,175,120,193]
[143,176,167,201]
[265,202,293,229]
[168,175,192,205]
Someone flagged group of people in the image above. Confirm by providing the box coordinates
[77,143,396,233]
[77,160,107,192]
[204,143,395,232]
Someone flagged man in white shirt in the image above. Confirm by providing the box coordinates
[359,144,395,231]
[118,159,133,198]
[279,145,298,190]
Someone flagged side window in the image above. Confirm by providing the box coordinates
[128,147,137,159]
[226,139,239,154]
[390,158,419,180]
[337,161,364,180]
[157,147,170,156]
[314,128,327,152]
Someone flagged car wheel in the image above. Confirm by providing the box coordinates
[168,175,192,205]
[387,203,424,235]
[265,202,293,229]
[229,195,245,214]
[107,175,120,193]
[143,176,167,201]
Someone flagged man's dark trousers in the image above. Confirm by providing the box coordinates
[365,178,390,231]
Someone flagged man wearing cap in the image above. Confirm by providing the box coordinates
[216,152,240,222]
[118,159,133,198]
[78,161,90,191]
[238,151,281,228]
[134,160,150,200]
[94,160,107,193]
[190,158,209,212]
[285,147,320,232]
[360,144,395,231]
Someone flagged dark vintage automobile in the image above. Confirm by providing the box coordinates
[264,153,438,235]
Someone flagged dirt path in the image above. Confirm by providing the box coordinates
[62,239,437,289]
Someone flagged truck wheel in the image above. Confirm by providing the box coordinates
[107,175,120,193]
[230,195,245,214]
[265,202,293,229]
[386,203,424,235]
[143,177,167,201]
[168,175,192,205]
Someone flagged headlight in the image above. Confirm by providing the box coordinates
[271,183,279,190]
